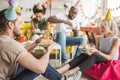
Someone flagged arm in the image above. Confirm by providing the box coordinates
[24,37,41,52]
[31,20,36,33]
[98,38,120,60]
[25,36,53,52]
[17,43,54,74]
[86,37,120,61]
[89,37,120,60]
[48,16,72,27]
[95,35,100,49]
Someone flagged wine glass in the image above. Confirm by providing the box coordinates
[50,30,57,41]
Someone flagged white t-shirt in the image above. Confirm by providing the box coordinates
[55,13,80,36]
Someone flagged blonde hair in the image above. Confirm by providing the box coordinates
[101,19,118,35]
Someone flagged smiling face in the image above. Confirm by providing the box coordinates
[35,12,43,21]
[68,7,78,20]
[100,19,118,35]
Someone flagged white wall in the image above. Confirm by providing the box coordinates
[0,0,73,21]
[0,0,48,21]
[0,0,104,26]
[0,0,9,10]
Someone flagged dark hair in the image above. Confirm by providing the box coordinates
[0,9,16,32]
[33,4,46,14]
[0,9,8,32]
[70,6,78,11]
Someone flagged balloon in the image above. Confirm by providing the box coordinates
[8,0,13,6]
[16,6,21,13]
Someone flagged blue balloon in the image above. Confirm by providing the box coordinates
[8,0,13,6]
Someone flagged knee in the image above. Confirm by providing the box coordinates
[91,52,100,58]
[79,38,85,45]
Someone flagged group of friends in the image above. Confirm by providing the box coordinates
[0,2,119,80]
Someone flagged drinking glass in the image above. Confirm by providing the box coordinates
[50,30,57,41]
[26,29,31,41]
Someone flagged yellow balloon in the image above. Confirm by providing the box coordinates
[16,6,21,13]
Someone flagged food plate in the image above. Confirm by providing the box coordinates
[39,43,51,48]
[38,39,53,48]
[81,48,90,52]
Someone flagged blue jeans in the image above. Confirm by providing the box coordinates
[11,64,61,80]
[55,32,84,62]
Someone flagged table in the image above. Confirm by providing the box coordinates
[80,27,101,35]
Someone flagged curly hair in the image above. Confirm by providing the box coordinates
[33,4,46,14]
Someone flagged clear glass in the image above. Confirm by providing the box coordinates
[26,29,31,41]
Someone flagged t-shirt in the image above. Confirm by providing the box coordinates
[0,35,27,80]
[55,13,80,36]
[99,35,119,60]
[32,18,47,31]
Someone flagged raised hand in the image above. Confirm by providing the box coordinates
[64,20,73,27]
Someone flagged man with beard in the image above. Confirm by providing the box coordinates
[0,7,61,80]
[48,6,84,63]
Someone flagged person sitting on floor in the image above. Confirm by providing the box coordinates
[56,18,120,79]
[0,6,61,80]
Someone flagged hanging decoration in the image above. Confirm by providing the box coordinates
[107,5,120,11]
[6,0,71,13]
[81,6,102,20]
[8,0,13,6]
[81,3,102,20]
[6,0,53,12]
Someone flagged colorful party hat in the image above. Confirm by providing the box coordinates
[105,9,112,20]
[4,6,17,21]
[74,0,81,9]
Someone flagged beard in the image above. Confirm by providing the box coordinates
[13,30,20,38]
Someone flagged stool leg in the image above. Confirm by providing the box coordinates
[59,49,61,65]
[55,49,57,60]
[70,53,72,59]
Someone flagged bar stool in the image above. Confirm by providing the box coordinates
[33,43,62,65]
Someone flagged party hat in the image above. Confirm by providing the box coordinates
[4,6,17,21]
[74,0,81,9]
[105,9,112,20]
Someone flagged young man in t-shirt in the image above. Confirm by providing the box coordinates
[0,7,61,80]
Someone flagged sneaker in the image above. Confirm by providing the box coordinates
[74,71,82,80]
[65,71,82,80]
[65,74,75,80]
[61,76,65,80]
